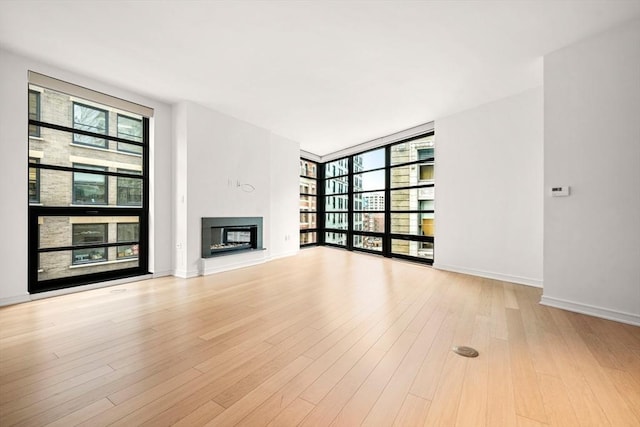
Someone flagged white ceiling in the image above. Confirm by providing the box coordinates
[1,1,639,156]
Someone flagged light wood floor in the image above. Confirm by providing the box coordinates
[1,247,639,426]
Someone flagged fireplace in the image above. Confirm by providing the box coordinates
[202,217,263,258]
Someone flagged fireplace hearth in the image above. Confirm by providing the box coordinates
[202,217,263,258]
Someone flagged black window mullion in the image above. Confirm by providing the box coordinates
[28,119,146,148]
[384,145,392,257]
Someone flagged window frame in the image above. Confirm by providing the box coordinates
[28,77,150,294]
[313,131,435,263]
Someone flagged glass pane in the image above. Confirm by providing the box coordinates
[325,158,349,178]
[390,213,434,237]
[325,195,348,212]
[355,191,385,211]
[325,176,349,195]
[390,187,434,211]
[354,169,385,192]
[300,212,317,230]
[353,148,385,172]
[390,135,435,165]
[73,165,107,205]
[38,249,139,281]
[73,103,108,148]
[353,235,383,252]
[29,90,40,137]
[29,158,39,203]
[72,223,107,264]
[325,213,348,230]
[325,232,346,246]
[117,170,143,206]
[300,159,317,178]
[117,114,143,142]
[391,239,433,259]
[390,162,434,188]
[117,223,139,259]
[357,212,385,233]
[300,232,317,245]
[300,194,317,212]
[28,126,144,170]
[300,177,317,195]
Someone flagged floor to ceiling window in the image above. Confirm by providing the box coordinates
[27,72,151,293]
[299,131,435,264]
[299,159,318,246]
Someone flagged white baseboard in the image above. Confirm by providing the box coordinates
[540,295,640,326]
[173,269,199,279]
[152,270,172,278]
[0,294,31,307]
[433,263,543,288]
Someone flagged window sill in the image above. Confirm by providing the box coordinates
[69,258,138,269]
[29,136,44,141]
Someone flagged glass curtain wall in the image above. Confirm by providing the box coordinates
[301,131,435,263]
[28,77,150,293]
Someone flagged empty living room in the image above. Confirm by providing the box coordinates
[0,1,639,426]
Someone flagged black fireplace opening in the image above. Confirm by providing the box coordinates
[202,217,263,258]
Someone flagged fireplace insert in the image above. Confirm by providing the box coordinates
[202,217,263,258]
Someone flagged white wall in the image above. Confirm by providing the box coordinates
[542,19,640,325]
[269,133,301,258]
[0,48,173,304]
[172,101,299,278]
[434,87,543,287]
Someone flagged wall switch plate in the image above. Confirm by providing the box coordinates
[551,186,570,197]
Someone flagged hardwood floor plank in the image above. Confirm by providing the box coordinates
[331,330,419,426]
[537,373,580,426]
[205,355,314,426]
[505,308,548,423]
[266,398,316,427]
[486,337,518,427]
[361,307,448,426]
[392,393,431,427]
[171,400,225,427]
[454,315,491,427]
[42,397,114,427]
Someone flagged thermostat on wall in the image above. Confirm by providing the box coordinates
[551,186,570,197]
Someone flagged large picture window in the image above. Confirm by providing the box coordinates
[28,72,151,293]
[309,132,435,263]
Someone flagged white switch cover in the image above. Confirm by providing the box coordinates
[551,186,570,197]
